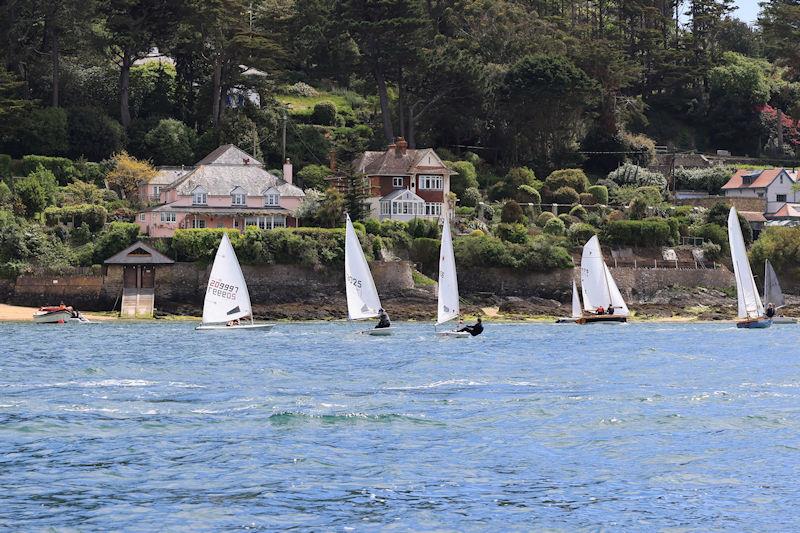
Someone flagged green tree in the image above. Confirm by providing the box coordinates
[448,161,479,198]
[144,119,196,165]
[297,164,332,190]
[16,176,48,217]
[318,186,345,227]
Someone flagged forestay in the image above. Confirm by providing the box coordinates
[764,259,785,308]
[728,207,765,319]
[571,280,582,319]
[202,233,252,324]
[437,220,460,325]
[345,214,382,320]
[580,235,629,316]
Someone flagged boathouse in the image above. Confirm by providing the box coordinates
[104,241,174,317]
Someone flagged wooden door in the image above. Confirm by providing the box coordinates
[141,266,155,288]
[123,266,138,288]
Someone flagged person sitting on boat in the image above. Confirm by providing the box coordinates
[376,308,391,329]
[226,318,241,327]
[595,306,605,315]
[766,303,776,318]
[606,305,614,315]
[59,301,66,310]
[458,317,484,336]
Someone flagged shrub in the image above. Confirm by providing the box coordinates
[579,192,596,205]
[0,181,10,206]
[460,187,482,208]
[543,217,566,236]
[144,119,196,165]
[172,228,241,262]
[750,226,800,272]
[481,203,495,221]
[311,101,338,126]
[67,106,124,161]
[536,211,556,226]
[456,206,476,216]
[558,213,576,227]
[545,168,589,193]
[568,222,597,244]
[628,197,648,219]
[286,82,318,97]
[621,132,657,167]
[501,200,526,223]
[518,184,541,205]
[410,237,440,272]
[553,186,579,205]
[378,220,411,250]
[604,219,675,247]
[15,107,69,156]
[363,218,381,235]
[569,205,588,220]
[0,154,11,182]
[674,166,735,194]
[15,175,47,217]
[92,222,140,263]
[487,166,537,201]
[20,155,79,186]
[297,164,332,190]
[448,160,479,197]
[587,185,609,205]
[690,223,728,249]
[495,222,529,244]
[470,229,485,237]
[44,204,108,233]
[407,218,440,239]
[701,241,723,261]
[607,163,667,190]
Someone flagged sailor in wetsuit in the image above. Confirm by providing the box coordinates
[766,303,776,318]
[458,317,484,336]
[375,308,391,328]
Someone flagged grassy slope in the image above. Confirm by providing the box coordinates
[276,93,352,117]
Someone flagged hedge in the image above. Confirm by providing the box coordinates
[587,185,608,205]
[20,155,79,186]
[44,204,108,233]
[410,237,440,272]
[603,219,675,247]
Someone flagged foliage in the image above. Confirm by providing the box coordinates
[407,218,440,239]
[13,107,69,157]
[690,223,728,250]
[44,204,108,233]
[674,166,735,194]
[495,222,529,244]
[587,184,609,205]
[20,156,78,186]
[553,186,579,205]
[536,211,556,226]
[144,119,196,166]
[67,107,124,161]
[317,187,346,227]
[500,200,525,223]
[607,164,667,190]
[61,180,105,206]
[545,169,589,193]
[15,175,47,217]
[448,160,479,198]
[517,184,541,206]
[297,165,332,190]
[454,234,572,271]
[311,101,338,125]
[750,227,800,274]
[363,218,381,235]
[286,82,319,97]
[604,219,675,247]
[460,187,482,208]
[705,202,752,244]
[543,217,566,236]
[569,205,588,220]
[410,237,440,272]
[568,222,597,244]
[106,152,156,204]
[92,222,140,263]
[488,167,537,201]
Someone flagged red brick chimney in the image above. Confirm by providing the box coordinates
[395,137,408,156]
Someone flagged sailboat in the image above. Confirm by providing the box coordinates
[555,280,582,323]
[764,259,796,324]
[345,214,393,335]
[728,207,771,329]
[435,219,470,338]
[576,235,629,324]
[196,233,274,331]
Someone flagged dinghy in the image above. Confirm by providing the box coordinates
[435,219,470,338]
[555,280,581,323]
[576,236,629,324]
[728,207,771,329]
[764,259,796,324]
[344,214,394,335]
[196,233,274,331]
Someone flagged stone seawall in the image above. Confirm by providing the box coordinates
[675,196,765,212]
[13,274,105,309]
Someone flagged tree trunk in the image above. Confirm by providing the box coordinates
[408,110,416,149]
[398,70,406,139]
[119,50,132,129]
[51,27,59,107]
[212,57,223,128]
[373,66,394,143]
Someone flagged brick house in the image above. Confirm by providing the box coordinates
[343,138,454,221]
[136,145,304,237]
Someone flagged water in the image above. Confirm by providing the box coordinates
[1,322,799,531]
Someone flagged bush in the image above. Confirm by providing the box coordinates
[378,220,411,250]
[410,237,440,272]
[568,222,597,244]
[621,132,657,167]
[569,205,588,220]
[487,166,537,201]
[607,163,667,190]
[20,155,79,186]
[558,213,576,227]
[587,185,608,205]
[705,202,752,244]
[470,229,485,237]
[501,200,526,223]
[456,206,475,216]
[690,223,728,249]
[750,226,800,272]
[297,164,332,190]
[363,218,381,235]
[518,184,541,205]
[543,217,566,236]
[536,211,556,226]
[674,166,735,195]
[604,219,675,247]
[0,154,11,182]
[495,222,529,243]
[144,119,196,166]
[0,181,10,207]
[460,187,482,208]
[578,192,596,205]
[92,222,140,263]
[15,175,47,217]
[701,241,723,261]
[15,107,69,157]
[407,217,440,239]
[311,101,338,126]
[448,160,479,198]
[554,186,579,205]
[286,82,318,97]
[67,106,124,161]
[44,204,108,233]
[545,168,589,193]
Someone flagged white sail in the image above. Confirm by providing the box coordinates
[345,214,382,320]
[764,259,785,308]
[571,280,582,318]
[580,235,628,316]
[728,207,764,319]
[202,233,252,324]
[437,220,460,325]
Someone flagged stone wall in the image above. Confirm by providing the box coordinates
[675,196,766,212]
[12,274,106,309]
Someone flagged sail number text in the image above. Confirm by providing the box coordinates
[209,278,239,300]
[346,274,362,289]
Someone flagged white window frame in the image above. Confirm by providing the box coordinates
[192,219,206,229]
[232,192,246,206]
[160,212,176,223]
[245,215,286,229]
[424,202,443,216]
[777,194,787,202]
[193,188,207,205]
[418,175,443,190]
[392,177,404,188]
[264,193,280,207]
[139,213,146,221]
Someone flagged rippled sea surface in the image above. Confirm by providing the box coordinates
[2,321,800,531]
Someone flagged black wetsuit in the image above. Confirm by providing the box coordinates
[766,307,776,318]
[458,322,484,336]
[376,312,391,328]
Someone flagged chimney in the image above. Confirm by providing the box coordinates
[283,159,293,184]
[328,150,337,172]
[387,142,397,156]
[395,137,408,156]
[243,157,250,165]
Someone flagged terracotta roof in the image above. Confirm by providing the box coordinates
[770,203,800,219]
[721,168,796,190]
[196,144,262,166]
[353,147,453,176]
[739,211,767,223]
[104,241,175,265]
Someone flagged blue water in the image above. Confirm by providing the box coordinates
[1,322,799,531]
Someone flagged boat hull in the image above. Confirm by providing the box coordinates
[363,327,395,336]
[33,310,74,324]
[555,317,579,324]
[436,330,471,338]
[576,314,627,325]
[736,318,772,329]
[195,323,275,331]
[772,316,797,325]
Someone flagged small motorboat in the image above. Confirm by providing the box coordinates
[33,305,92,324]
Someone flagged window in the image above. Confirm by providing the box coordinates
[264,193,280,206]
[380,202,390,215]
[392,177,404,188]
[192,219,206,229]
[151,185,161,200]
[139,213,146,221]
[424,202,442,216]
[232,193,246,205]
[193,188,207,205]
[418,175,443,190]
[777,194,787,202]
[780,176,784,184]
[245,215,286,229]
[160,212,176,223]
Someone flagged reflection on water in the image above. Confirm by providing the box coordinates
[1,322,799,530]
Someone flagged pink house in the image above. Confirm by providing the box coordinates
[136,145,305,237]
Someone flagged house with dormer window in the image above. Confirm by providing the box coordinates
[722,168,799,214]
[136,145,304,236]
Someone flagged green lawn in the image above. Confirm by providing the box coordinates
[277,93,352,117]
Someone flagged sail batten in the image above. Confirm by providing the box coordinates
[201,233,252,324]
[437,220,460,325]
[580,236,629,316]
[764,259,785,308]
[345,214,382,320]
[728,207,764,319]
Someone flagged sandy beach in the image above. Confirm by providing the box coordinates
[0,304,115,322]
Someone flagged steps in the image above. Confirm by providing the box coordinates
[121,288,155,318]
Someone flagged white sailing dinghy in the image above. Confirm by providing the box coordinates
[436,220,470,338]
[728,207,771,329]
[555,280,582,323]
[196,233,274,331]
[577,235,629,324]
[345,214,394,336]
[764,259,796,324]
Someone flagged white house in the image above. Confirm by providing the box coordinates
[721,168,799,214]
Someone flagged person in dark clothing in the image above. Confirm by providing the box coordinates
[376,308,391,328]
[606,305,614,315]
[458,317,484,336]
[766,303,776,318]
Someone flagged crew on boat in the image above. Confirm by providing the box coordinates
[766,303,776,318]
[226,318,241,327]
[595,306,605,315]
[376,308,391,329]
[458,317,484,336]
[606,305,615,315]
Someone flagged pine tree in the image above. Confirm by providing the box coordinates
[344,172,369,222]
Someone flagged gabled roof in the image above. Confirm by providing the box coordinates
[196,144,262,166]
[380,188,425,202]
[150,167,192,185]
[354,146,453,176]
[739,211,767,223]
[722,168,796,190]
[770,203,800,219]
[104,241,175,265]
